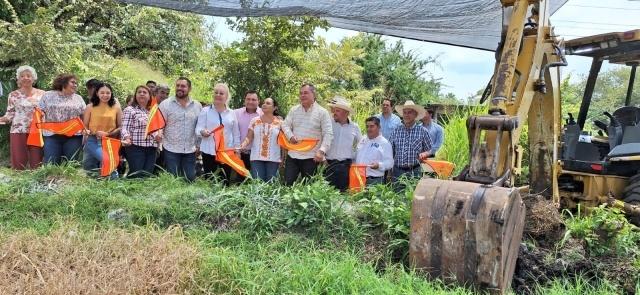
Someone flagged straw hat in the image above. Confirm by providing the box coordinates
[327,96,354,113]
[395,100,426,120]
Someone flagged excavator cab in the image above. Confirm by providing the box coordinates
[557,30,640,209]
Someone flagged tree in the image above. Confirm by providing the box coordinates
[350,34,443,106]
[563,66,640,128]
[214,16,328,109]
[0,0,205,80]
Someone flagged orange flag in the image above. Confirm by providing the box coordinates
[37,117,85,137]
[26,108,44,147]
[211,125,251,178]
[349,164,368,193]
[277,131,319,152]
[150,96,158,107]
[101,137,121,177]
[145,104,165,137]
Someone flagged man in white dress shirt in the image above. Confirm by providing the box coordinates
[325,96,362,192]
[355,116,394,185]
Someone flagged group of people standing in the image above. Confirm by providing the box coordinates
[1,65,445,192]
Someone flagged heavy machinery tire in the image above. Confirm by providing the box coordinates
[629,173,640,185]
[623,193,640,204]
[624,181,640,195]
[624,173,640,201]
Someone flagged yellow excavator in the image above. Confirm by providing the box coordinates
[409,0,640,293]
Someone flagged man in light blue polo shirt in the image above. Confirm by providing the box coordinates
[420,107,444,156]
[376,99,401,140]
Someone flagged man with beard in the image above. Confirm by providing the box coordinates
[157,77,202,181]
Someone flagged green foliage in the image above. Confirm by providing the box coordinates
[351,34,442,105]
[215,16,329,110]
[0,0,204,85]
[435,106,490,175]
[562,66,640,130]
[191,230,472,295]
[563,205,640,257]
[537,276,620,295]
[0,165,631,294]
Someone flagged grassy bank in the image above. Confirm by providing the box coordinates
[0,164,628,294]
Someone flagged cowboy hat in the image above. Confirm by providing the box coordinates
[395,100,426,120]
[327,96,354,113]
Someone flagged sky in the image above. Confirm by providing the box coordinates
[207,0,640,100]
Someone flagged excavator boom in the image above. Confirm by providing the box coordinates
[410,0,565,292]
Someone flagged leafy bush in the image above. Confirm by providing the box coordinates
[563,204,640,257]
[354,177,418,258]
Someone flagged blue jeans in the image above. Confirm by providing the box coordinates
[43,135,83,165]
[83,136,118,178]
[125,145,157,178]
[250,160,280,182]
[164,150,196,181]
[392,165,422,192]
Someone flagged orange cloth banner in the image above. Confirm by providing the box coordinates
[422,159,455,178]
[101,137,121,177]
[277,131,319,152]
[212,125,250,178]
[37,117,85,137]
[349,164,368,193]
[145,104,165,137]
[150,96,158,107]
[26,108,44,147]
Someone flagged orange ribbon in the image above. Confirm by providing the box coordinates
[212,125,250,178]
[277,131,319,152]
[37,117,85,137]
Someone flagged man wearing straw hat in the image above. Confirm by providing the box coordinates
[389,100,432,183]
[325,96,362,192]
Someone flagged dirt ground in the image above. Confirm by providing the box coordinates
[514,194,638,294]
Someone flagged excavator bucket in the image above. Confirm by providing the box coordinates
[410,178,525,293]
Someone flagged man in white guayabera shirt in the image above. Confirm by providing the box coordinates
[355,116,394,185]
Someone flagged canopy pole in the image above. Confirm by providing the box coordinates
[625,64,637,106]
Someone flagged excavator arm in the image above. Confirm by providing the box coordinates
[409,0,565,293]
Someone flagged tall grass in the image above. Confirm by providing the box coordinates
[435,106,487,175]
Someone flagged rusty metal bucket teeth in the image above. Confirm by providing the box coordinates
[409,178,525,293]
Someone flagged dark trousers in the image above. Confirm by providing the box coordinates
[284,155,318,186]
[392,165,422,192]
[325,159,351,192]
[366,176,384,186]
[163,150,196,181]
[43,135,83,165]
[125,145,157,178]
[202,152,234,185]
[154,149,165,175]
[237,152,251,181]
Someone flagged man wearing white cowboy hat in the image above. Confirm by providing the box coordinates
[324,96,362,191]
[389,100,432,184]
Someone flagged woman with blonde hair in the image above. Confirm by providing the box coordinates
[195,83,240,185]
[0,66,45,169]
